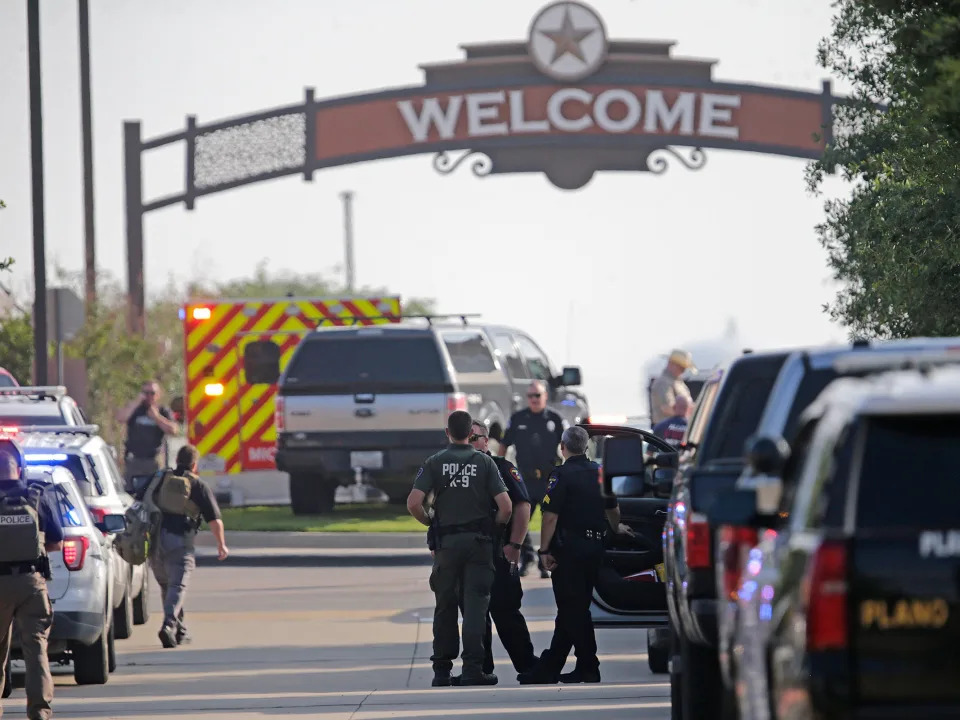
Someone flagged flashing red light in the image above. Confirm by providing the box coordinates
[63,536,90,571]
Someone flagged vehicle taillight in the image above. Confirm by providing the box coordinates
[446,393,467,413]
[805,540,848,651]
[719,525,759,600]
[62,536,90,571]
[685,515,711,569]
[625,569,658,582]
[275,395,285,433]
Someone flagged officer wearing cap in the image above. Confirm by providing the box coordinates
[498,380,565,577]
[518,426,627,685]
[408,410,512,688]
[0,438,64,720]
[650,349,695,425]
[467,420,537,678]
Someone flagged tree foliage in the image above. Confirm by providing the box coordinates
[0,312,32,381]
[809,1,960,337]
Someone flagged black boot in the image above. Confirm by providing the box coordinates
[432,671,452,687]
[559,667,601,684]
[459,672,498,686]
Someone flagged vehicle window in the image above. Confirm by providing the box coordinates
[788,420,841,534]
[699,370,781,461]
[244,340,282,385]
[0,375,16,388]
[53,481,88,528]
[87,449,118,495]
[493,334,526,380]
[777,418,818,515]
[515,334,551,381]
[685,380,719,448]
[441,332,497,374]
[284,335,447,392]
[29,455,104,498]
[782,369,838,443]
[855,414,960,529]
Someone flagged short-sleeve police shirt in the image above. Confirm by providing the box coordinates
[490,454,530,507]
[414,445,507,527]
[501,408,565,471]
[541,455,617,532]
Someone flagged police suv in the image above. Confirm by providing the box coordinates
[712,361,960,719]
[5,465,123,690]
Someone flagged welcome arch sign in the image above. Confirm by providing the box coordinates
[124,0,839,332]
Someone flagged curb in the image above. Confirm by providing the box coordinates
[194,530,427,550]
[194,547,432,568]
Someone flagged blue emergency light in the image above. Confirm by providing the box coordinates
[25,453,69,463]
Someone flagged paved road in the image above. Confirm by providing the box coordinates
[10,558,671,719]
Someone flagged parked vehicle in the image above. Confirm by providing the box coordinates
[7,466,124,686]
[713,362,960,719]
[275,317,588,513]
[0,367,18,387]
[662,351,789,720]
[16,426,149,640]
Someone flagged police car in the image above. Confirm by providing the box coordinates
[11,427,149,641]
[5,464,122,689]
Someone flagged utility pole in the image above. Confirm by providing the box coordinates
[341,191,355,293]
[79,0,97,307]
[27,0,48,384]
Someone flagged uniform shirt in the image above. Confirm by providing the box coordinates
[0,481,65,548]
[125,404,174,459]
[541,455,617,538]
[501,408,565,472]
[414,444,507,528]
[652,415,688,448]
[489,453,530,544]
[135,471,221,535]
[650,371,693,425]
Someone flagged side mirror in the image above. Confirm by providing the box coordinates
[560,366,582,387]
[653,452,679,469]
[746,435,790,476]
[96,514,126,535]
[652,468,675,498]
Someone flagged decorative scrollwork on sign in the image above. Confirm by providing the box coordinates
[646,147,707,175]
[194,113,306,190]
[432,151,493,177]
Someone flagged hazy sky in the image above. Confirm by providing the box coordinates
[0,0,852,415]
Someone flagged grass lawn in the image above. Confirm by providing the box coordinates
[221,504,544,533]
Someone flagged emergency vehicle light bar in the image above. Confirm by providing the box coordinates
[9,425,100,436]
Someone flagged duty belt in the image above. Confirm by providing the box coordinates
[437,518,493,538]
[0,561,41,576]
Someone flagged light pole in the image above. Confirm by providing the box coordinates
[341,191,355,293]
[79,0,97,307]
[27,0,48,384]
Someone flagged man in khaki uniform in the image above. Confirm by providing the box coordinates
[650,349,695,425]
[0,438,63,720]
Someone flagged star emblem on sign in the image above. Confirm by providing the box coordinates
[540,7,596,64]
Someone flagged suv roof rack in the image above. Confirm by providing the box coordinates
[0,386,67,400]
[832,350,960,374]
[402,314,481,327]
[1,424,99,436]
[315,313,481,328]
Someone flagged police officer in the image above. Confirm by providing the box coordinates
[407,411,512,687]
[649,349,695,425]
[498,380,564,577]
[466,420,537,678]
[117,380,179,487]
[137,444,228,648]
[518,426,627,685]
[0,438,63,720]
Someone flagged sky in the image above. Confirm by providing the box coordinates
[0,0,853,416]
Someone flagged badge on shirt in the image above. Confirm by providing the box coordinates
[547,420,556,432]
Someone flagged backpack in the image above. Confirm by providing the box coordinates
[155,470,200,518]
[0,485,45,564]
[113,471,165,566]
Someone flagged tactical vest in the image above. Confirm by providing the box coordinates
[0,486,45,564]
[155,470,201,518]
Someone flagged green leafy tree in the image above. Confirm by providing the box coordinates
[0,312,33,382]
[808,1,960,337]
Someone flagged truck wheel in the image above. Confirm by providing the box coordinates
[669,628,682,720]
[133,571,150,625]
[2,657,11,698]
[73,614,110,685]
[680,634,722,720]
[290,474,335,515]
[647,629,670,674]
[107,620,117,673]
[114,588,134,640]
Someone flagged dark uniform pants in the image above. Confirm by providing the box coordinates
[0,573,54,720]
[149,530,196,633]
[540,549,602,677]
[519,464,555,567]
[429,533,494,677]
[482,555,536,674]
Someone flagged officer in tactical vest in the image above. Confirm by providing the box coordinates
[407,411,512,687]
[518,426,627,685]
[467,420,537,678]
[0,437,63,720]
[136,444,228,648]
